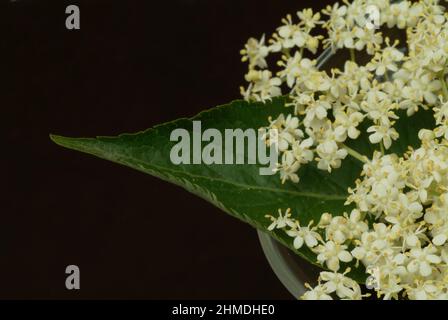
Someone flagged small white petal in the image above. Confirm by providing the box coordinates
[419,261,432,277]
[338,250,353,263]
[433,234,447,246]
[293,236,304,249]
[305,234,318,248]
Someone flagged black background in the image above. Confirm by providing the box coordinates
[1,0,335,299]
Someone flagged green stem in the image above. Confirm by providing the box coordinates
[341,144,368,163]
[350,48,356,62]
[380,141,385,155]
[283,48,291,58]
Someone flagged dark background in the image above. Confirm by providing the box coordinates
[1,0,334,299]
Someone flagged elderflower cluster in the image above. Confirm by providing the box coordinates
[241,0,448,182]
[242,0,448,300]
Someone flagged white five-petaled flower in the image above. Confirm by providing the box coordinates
[316,140,348,172]
[407,245,442,277]
[301,283,333,300]
[367,123,399,149]
[315,240,353,271]
[286,220,322,249]
[265,208,295,231]
[319,269,364,300]
[333,110,364,141]
[240,35,270,69]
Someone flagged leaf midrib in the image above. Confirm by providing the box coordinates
[110,152,348,201]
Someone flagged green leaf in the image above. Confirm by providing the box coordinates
[50,97,434,284]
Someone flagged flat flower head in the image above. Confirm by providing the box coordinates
[252,0,448,300]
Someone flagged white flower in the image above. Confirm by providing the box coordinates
[316,140,348,172]
[276,151,301,184]
[351,223,394,266]
[425,193,448,245]
[347,209,369,240]
[297,8,322,29]
[277,52,302,88]
[240,35,270,69]
[407,245,442,277]
[434,97,448,125]
[286,220,322,249]
[291,137,314,164]
[289,59,331,92]
[353,27,383,54]
[247,70,282,102]
[408,70,442,105]
[367,123,399,149]
[366,39,404,76]
[263,113,302,151]
[280,114,301,147]
[301,284,333,300]
[315,241,353,271]
[406,280,446,300]
[333,110,364,141]
[265,208,295,231]
[319,269,363,300]
[303,96,332,126]
[274,14,313,50]
[385,1,411,29]
[324,215,350,244]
